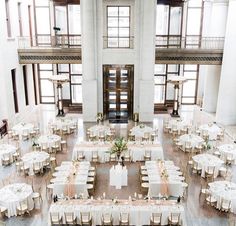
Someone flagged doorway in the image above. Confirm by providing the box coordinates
[103,65,134,123]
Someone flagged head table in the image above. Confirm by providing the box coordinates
[72,141,164,163]
[49,199,186,226]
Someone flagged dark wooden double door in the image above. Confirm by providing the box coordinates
[103,65,134,122]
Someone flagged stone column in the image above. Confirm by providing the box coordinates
[202,0,228,113]
[81,0,97,121]
[216,0,236,125]
[138,0,156,122]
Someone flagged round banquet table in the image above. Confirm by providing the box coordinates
[208,180,236,213]
[131,125,154,138]
[0,144,17,165]
[21,151,49,175]
[12,123,34,136]
[88,125,111,136]
[38,134,61,148]
[179,134,204,150]
[51,118,76,132]
[218,144,236,163]
[199,123,222,140]
[167,119,190,133]
[192,153,224,178]
[0,183,34,217]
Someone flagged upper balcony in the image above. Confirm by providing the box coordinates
[18,34,225,65]
[18,35,82,64]
[155,35,224,65]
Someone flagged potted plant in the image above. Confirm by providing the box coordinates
[110,137,128,162]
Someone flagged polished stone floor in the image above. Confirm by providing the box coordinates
[1,105,236,226]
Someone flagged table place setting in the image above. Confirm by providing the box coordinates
[49,198,186,226]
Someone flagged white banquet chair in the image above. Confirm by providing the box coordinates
[50,212,62,225]
[150,212,162,226]
[168,212,181,225]
[101,212,113,226]
[80,212,92,226]
[119,212,129,226]
[65,212,77,225]
[220,199,231,212]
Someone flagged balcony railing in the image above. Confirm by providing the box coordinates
[18,34,81,49]
[156,35,225,50]
[103,36,134,49]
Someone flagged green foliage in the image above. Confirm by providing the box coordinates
[110,137,128,156]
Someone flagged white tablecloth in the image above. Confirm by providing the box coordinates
[21,151,49,175]
[88,125,111,137]
[109,164,128,189]
[49,200,186,226]
[130,125,154,139]
[38,134,61,148]
[52,161,91,197]
[0,183,33,217]
[0,144,17,165]
[50,118,77,132]
[145,161,184,198]
[218,144,236,163]
[167,119,190,133]
[199,124,222,140]
[72,142,164,162]
[179,134,204,150]
[12,123,34,136]
[192,154,224,178]
[209,181,236,213]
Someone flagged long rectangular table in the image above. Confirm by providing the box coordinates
[72,141,164,162]
[49,199,186,226]
[51,161,91,198]
[145,161,185,198]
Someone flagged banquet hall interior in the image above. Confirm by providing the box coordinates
[1,0,236,225]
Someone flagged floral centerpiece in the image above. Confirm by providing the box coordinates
[160,169,169,180]
[109,137,128,161]
[32,138,39,147]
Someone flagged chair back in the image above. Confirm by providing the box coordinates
[50,212,60,223]
[120,212,129,223]
[81,212,91,223]
[152,212,162,223]
[171,212,180,223]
